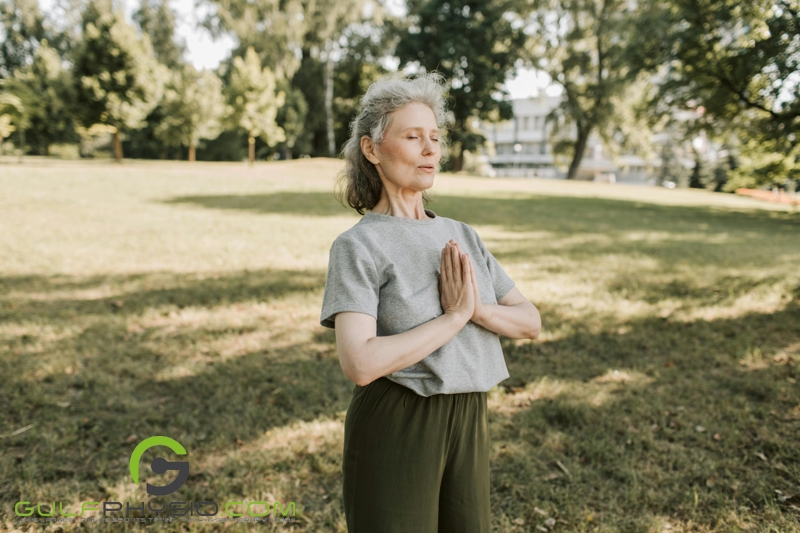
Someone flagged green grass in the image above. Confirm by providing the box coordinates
[1,158,798,532]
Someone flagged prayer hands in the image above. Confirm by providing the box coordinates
[438,239,483,323]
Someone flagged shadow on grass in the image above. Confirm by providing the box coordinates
[163,192,347,218]
[0,268,324,322]
[163,191,800,271]
[163,190,799,229]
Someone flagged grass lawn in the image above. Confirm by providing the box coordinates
[1,158,798,532]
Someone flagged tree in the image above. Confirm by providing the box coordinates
[226,46,286,164]
[11,40,76,154]
[288,8,395,157]
[300,0,370,156]
[155,66,228,161]
[395,0,529,171]
[72,0,164,161]
[0,0,46,77]
[526,0,635,179]
[201,0,306,82]
[0,112,13,151]
[0,77,33,159]
[274,80,308,159]
[0,87,24,157]
[629,0,800,188]
[203,0,371,157]
[133,0,186,69]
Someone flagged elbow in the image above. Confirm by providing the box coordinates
[348,366,374,387]
[526,308,542,340]
[352,373,374,387]
[340,349,375,387]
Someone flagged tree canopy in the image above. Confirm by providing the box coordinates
[395,0,529,170]
[72,0,164,160]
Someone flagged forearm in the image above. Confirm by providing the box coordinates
[355,312,468,386]
[473,301,541,339]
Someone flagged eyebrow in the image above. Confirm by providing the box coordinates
[401,127,440,134]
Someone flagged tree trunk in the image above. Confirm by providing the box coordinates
[452,145,463,172]
[324,38,335,158]
[689,148,704,189]
[18,128,25,163]
[566,125,589,180]
[114,129,123,162]
[189,142,196,162]
[248,135,255,165]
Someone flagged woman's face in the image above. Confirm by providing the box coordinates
[362,102,442,192]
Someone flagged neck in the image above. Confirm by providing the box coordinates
[371,188,428,220]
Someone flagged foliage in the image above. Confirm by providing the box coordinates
[201,0,307,81]
[155,65,228,156]
[630,0,800,187]
[0,113,13,139]
[288,19,393,158]
[0,83,26,128]
[0,0,47,77]
[71,0,165,140]
[0,88,21,146]
[132,0,186,69]
[527,0,636,179]
[724,122,800,191]
[226,46,286,158]
[395,0,528,171]
[9,40,77,154]
[274,80,309,157]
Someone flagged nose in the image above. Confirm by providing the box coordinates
[422,137,437,156]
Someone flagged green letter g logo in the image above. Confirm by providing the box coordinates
[129,436,189,496]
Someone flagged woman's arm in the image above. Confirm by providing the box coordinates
[335,311,469,386]
[335,242,475,387]
[449,240,540,340]
[470,286,541,340]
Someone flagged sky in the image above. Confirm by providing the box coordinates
[40,0,562,100]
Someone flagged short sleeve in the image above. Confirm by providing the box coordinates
[319,236,380,329]
[470,226,516,302]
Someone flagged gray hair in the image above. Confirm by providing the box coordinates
[334,71,451,215]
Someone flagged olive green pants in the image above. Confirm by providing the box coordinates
[343,377,491,532]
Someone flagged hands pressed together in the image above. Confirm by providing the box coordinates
[438,239,486,323]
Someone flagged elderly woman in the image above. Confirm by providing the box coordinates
[320,72,541,532]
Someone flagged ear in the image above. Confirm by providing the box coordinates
[360,135,380,165]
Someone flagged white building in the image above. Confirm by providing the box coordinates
[475,95,653,184]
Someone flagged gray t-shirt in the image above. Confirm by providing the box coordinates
[320,208,515,396]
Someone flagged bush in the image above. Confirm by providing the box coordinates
[49,144,81,159]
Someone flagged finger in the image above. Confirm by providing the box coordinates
[467,252,474,281]
[441,245,451,286]
[470,255,480,298]
[451,245,462,283]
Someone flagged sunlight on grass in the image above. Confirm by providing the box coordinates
[489,371,654,415]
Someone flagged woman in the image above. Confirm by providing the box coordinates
[320,72,541,532]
